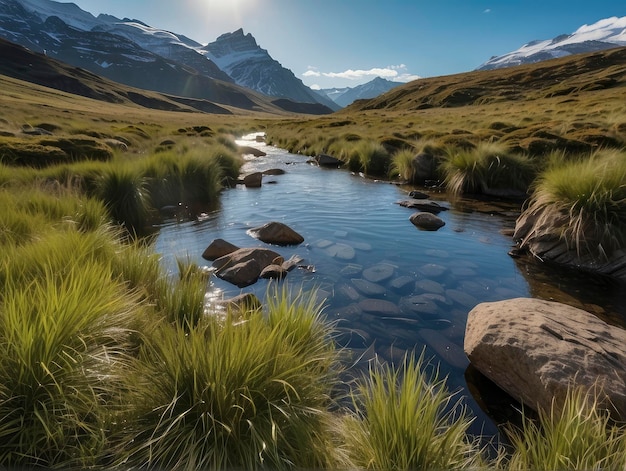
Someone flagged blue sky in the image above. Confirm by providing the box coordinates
[69,0,626,89]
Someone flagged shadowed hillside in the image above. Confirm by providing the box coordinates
[0,38,331,115]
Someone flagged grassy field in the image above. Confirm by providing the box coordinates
[1,46,626,468]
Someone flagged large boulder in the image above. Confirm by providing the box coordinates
[248,221,304,246]
[213,247,284,287]
[465,297,626,419]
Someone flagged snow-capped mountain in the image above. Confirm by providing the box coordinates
[318,77,401,108]
[478,16,626,70]
[0,0,333,112]
[203,29,339,111]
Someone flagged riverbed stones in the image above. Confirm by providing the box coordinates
[389,275,415,293]
[399,295,440,317]
[417,263,448,278]
[363,263,395,283]
[202,238,240,261]
[359,298,402,316]
[248,221,304,246]
[445,289,479,309]
[415,279,445,295]
[325,243,356,260]
[465,297,626,419]
[351,278,386,296]
[214,293,261,312]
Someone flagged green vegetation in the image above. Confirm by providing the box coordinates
[440,141,535,196]
[524,149,626,257]
[341,353,484,470]
[504,388,626,470]
[1,45,626,469]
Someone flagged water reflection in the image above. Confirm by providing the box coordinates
[154,132,625,441]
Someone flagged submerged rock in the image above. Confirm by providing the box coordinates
[465,297,626,420]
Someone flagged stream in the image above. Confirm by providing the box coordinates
[155,132,626,441]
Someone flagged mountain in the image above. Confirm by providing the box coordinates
[318,77,401,107]
[202,29,339,111]
[345,46,626,112]
[478,16,626,70]
[0,36,232,113]
[0,0,333,114]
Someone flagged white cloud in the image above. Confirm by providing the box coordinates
[483,8,491,13]
[310,83,321,90]
[303,64,418,82]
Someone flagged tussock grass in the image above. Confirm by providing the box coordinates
[95,165,151,233]
[0,258,139,468]
[441,141,534,196]
[390,148,416,181]
[118,287,343,470]
[524,149,626,257]
[504,387,626,470]
[341,352,485,470]
[351,140,391,175]
[343,355,485,470]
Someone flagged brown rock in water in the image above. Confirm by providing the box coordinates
[215,293,261,312]
[314,153,344,167]
[465,297,626,419]
[260,264,288,280]
[409,212,445,231]
[216,259,261,288]
[238,145,266,157]
[213,247,283,287]
[242,172,263,188]
[248,221,304,246]
[399,200,448,214]
[202,238,240,261]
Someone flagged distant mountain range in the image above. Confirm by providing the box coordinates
[478,16,626,70]
[1,0,625,114]
[317,77,401,107]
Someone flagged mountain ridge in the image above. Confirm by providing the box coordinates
[478,15,626,70]
[0,0,334,113]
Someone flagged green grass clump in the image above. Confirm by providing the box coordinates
[441,141,534,196]
[390,148,416,181]
[504,388,626,470]
[525,149,626,257]
[0,259,138,468]
[341,352,484,470]
[118,288,343,470]
[350,140,391,175]
[95,165,152,234]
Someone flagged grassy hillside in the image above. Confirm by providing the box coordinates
[264,46,626,161]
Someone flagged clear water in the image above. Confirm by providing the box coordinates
[154,132,626,440]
